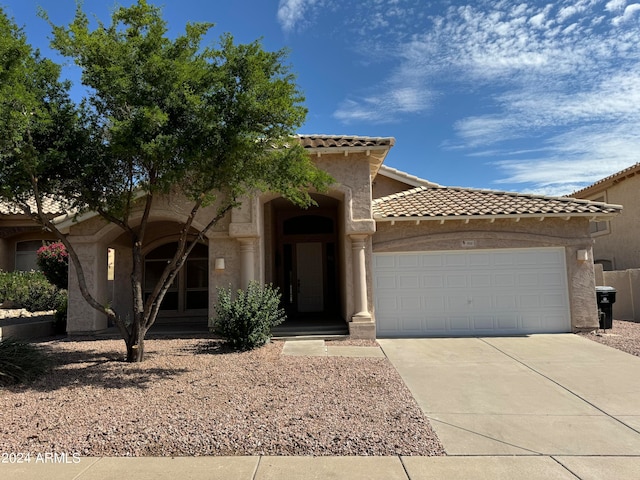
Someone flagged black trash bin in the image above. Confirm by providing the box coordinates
[595,286,617,330]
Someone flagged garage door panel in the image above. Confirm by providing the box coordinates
[473,316,495,329]
[449,316,471,330]
[496,315,519,329]
[375,275,397,289]
[543,293,566,307]
[374,247,570,337]
[374,255,396,269]
[519,294,541,308]
[447,296,470,310]
[421,255,443,267]
[494,273,515,287]
[376,296,398,313]
[544,315,568,332]
[517,272,540,286]
[470,274,492,287]
[470,295,493,310]
[469,253,491,266]
[446,274,467,288]
[399,296,421,311]
[398,255,421,268]
[422,275,444,288]
[493,253,516,266]
[400,316,424,333]
[495,295,517,309]
[521,313,543,329]
[398,275,420,288]
[542,272,564,286]
[425,316,447,330]
[444,254,467,267]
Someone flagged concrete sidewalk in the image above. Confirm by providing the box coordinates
[3,455,640,480]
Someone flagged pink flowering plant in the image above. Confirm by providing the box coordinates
[36,242,68,290]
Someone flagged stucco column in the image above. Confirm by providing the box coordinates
[238,238,256,289]
[350,234,371,321]
[67,241,109,334]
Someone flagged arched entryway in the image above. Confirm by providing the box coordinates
[143,241,208,326]
[265,194,347,335]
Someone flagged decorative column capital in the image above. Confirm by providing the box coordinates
[349,234,369,243]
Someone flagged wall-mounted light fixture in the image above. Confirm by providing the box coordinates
[577,249,589,262]
[214,258,225,271]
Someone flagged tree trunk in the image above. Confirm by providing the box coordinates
[126,323,146,362]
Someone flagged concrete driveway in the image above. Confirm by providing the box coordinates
[379,334,640,456]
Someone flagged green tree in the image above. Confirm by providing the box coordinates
[0,2,331,362]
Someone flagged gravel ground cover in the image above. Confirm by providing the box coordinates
[577,319,640,357]
[0,337,445,457]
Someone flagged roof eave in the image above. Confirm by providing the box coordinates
[305,145,393,177]
[374,211,622,223]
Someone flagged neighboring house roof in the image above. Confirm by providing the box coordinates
[571,162,640,198]
[376,165,440,188]
[373,186,622,222]
[0,197,66,216]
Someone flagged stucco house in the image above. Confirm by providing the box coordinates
[5,135,621,339]
[0,199,61,273]
[571,162,640,271]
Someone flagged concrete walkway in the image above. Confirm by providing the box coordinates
[4,335,640,479]
[281,339,385,357]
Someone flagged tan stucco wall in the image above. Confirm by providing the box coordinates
[597,268,640,322]
[372,175,414,199]
[579,178,640,270]
[372,217,600,331]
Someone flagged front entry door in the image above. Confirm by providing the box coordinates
[296,242,324,312]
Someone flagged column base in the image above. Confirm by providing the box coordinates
[351,313,372,322]
[349,319,376,340]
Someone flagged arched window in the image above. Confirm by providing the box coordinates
[144,242,208,312]
[15,240,47,271]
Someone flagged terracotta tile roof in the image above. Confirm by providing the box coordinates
[0,197,67,216]
[571,162,640,197]
[296,135,395,149]
[373,186,622,221]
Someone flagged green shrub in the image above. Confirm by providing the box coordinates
[53,291,68,334]
[213,282,286,350]
[0,271,64,312]
[0,338,49,386]
[36,242,68,290]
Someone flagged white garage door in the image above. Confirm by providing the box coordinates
[373,248,570,337]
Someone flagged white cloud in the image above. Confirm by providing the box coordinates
[491,125,640,194]
[606,0,628,12]
[277,0,318,32]
[334,85,432,124]
[612,3,640,24]
[325,0,640,191]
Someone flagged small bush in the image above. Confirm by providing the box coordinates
[53,291,68,334]
[0,338,49,386]
[213,282,286,351]
[0,271,64,312]
[36,242,68,290]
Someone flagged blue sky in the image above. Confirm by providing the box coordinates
[2,0,639,196]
